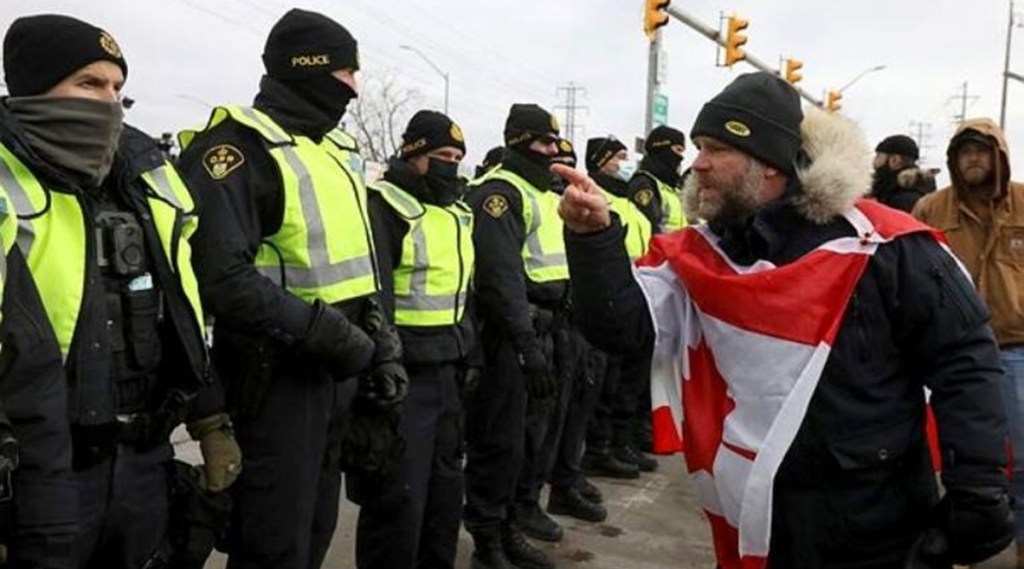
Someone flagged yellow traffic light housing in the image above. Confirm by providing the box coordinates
[644,0,671,39]
[724,14,749,67]
[785,59,803,85]
[826,90,843,112]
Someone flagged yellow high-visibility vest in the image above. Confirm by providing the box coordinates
[0,142,204,357]
[471,168,568,284]
[181,106,378,304]
[371,180,474,327]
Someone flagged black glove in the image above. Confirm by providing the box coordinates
[359,298,409,408]
[905,486,1014,568]
[515,335,556,399]
[300,300,374,379]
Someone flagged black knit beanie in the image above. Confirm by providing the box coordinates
[4,14,128,96]
[399,110,466,159]
[263,8,359,80]
[645,125,686,154]
[504,103,559,147]
[691,72,803,174]
[875,135,919,160]
[585,136,627,172]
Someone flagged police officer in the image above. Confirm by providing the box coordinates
[177,9,407,569]
[527,138,608,524]
[628,125,688,233]
[581,137,657,478]
[463,104,563,569]
[354,110,473,569]
[0,15,240,569]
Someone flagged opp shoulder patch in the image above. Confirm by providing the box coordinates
[203,144,245,180]
[483,194,509,218]
[634,188,654,207]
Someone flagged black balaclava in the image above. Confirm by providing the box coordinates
[262,9,360,127]
[398,110,466,206]
[503,103,560,168]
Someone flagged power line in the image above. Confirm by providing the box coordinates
[555,82,588,148]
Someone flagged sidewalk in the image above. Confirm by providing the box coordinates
[173,429,1014,569]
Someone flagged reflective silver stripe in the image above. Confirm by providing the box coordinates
[0,156,36,257]
[408,221,430,304]
[374,183,421,218]
[520,187,548,265]
[396,290,467,312]
[525,253,567,273]
[257,254,374,288]
[265,145,374,289]
[236,107,290,144]
[147,166,185,211]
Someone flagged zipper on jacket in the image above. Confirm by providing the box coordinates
[930,264,972,327]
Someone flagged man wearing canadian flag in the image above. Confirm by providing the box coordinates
[553,72,1014,569]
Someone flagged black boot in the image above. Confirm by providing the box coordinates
[471,527,515,569]
[582,447,640,479]
[574,477,603,504]
[614,444,658,472]
[548,485,608,523]
[501,522,556,569]
[514,501,563,542]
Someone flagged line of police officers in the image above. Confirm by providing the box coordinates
[0,8,691,569]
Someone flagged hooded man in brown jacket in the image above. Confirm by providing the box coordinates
[914,117,1024,566]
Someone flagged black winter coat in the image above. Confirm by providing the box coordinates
[566,192,1007,568]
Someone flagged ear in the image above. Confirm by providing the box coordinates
[764,165,781,179]
[887,155,902,169]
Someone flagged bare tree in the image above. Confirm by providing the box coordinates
[346,75,421,164]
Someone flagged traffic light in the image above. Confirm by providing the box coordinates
[784,59,803,85]
[826,90,843,112]
[724,14,749,67]
[644,0,670,39]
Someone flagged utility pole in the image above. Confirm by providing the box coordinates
[909,121,933,163]
[644,28,663,136]
[555,82,588,148]
[1001,0,1018,129]
[950,82,979,124]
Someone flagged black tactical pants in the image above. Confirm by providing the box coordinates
[353,362,463,569]
[463,333,527,534]
[549,340,606,489]
[72,442,172,569]
[225,363,339,569]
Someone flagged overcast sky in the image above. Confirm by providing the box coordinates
[2,0,1021,185]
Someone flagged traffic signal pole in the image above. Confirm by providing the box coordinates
[662,4,825,108]
[644,29,661,135]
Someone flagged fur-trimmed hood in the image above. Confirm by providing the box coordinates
[684,107,873,224]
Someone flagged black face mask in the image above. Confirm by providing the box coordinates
[653,149,684,176]
[424,158,461,206]
[283,73,357,125]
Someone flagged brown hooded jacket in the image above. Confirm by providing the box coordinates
[913,118,1024,347]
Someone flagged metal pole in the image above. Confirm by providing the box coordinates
[1001,0,1015,129]
[644,29,661,135]
[664,4,824,107]
[443,73,450,116]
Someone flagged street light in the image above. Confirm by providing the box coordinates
[399,44,450,115]
[838,64,887,94]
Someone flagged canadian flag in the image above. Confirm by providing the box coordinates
[636,200,942,569]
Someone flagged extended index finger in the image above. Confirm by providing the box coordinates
[550,164,599,194]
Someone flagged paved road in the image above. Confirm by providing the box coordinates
[174,431,1014,569]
